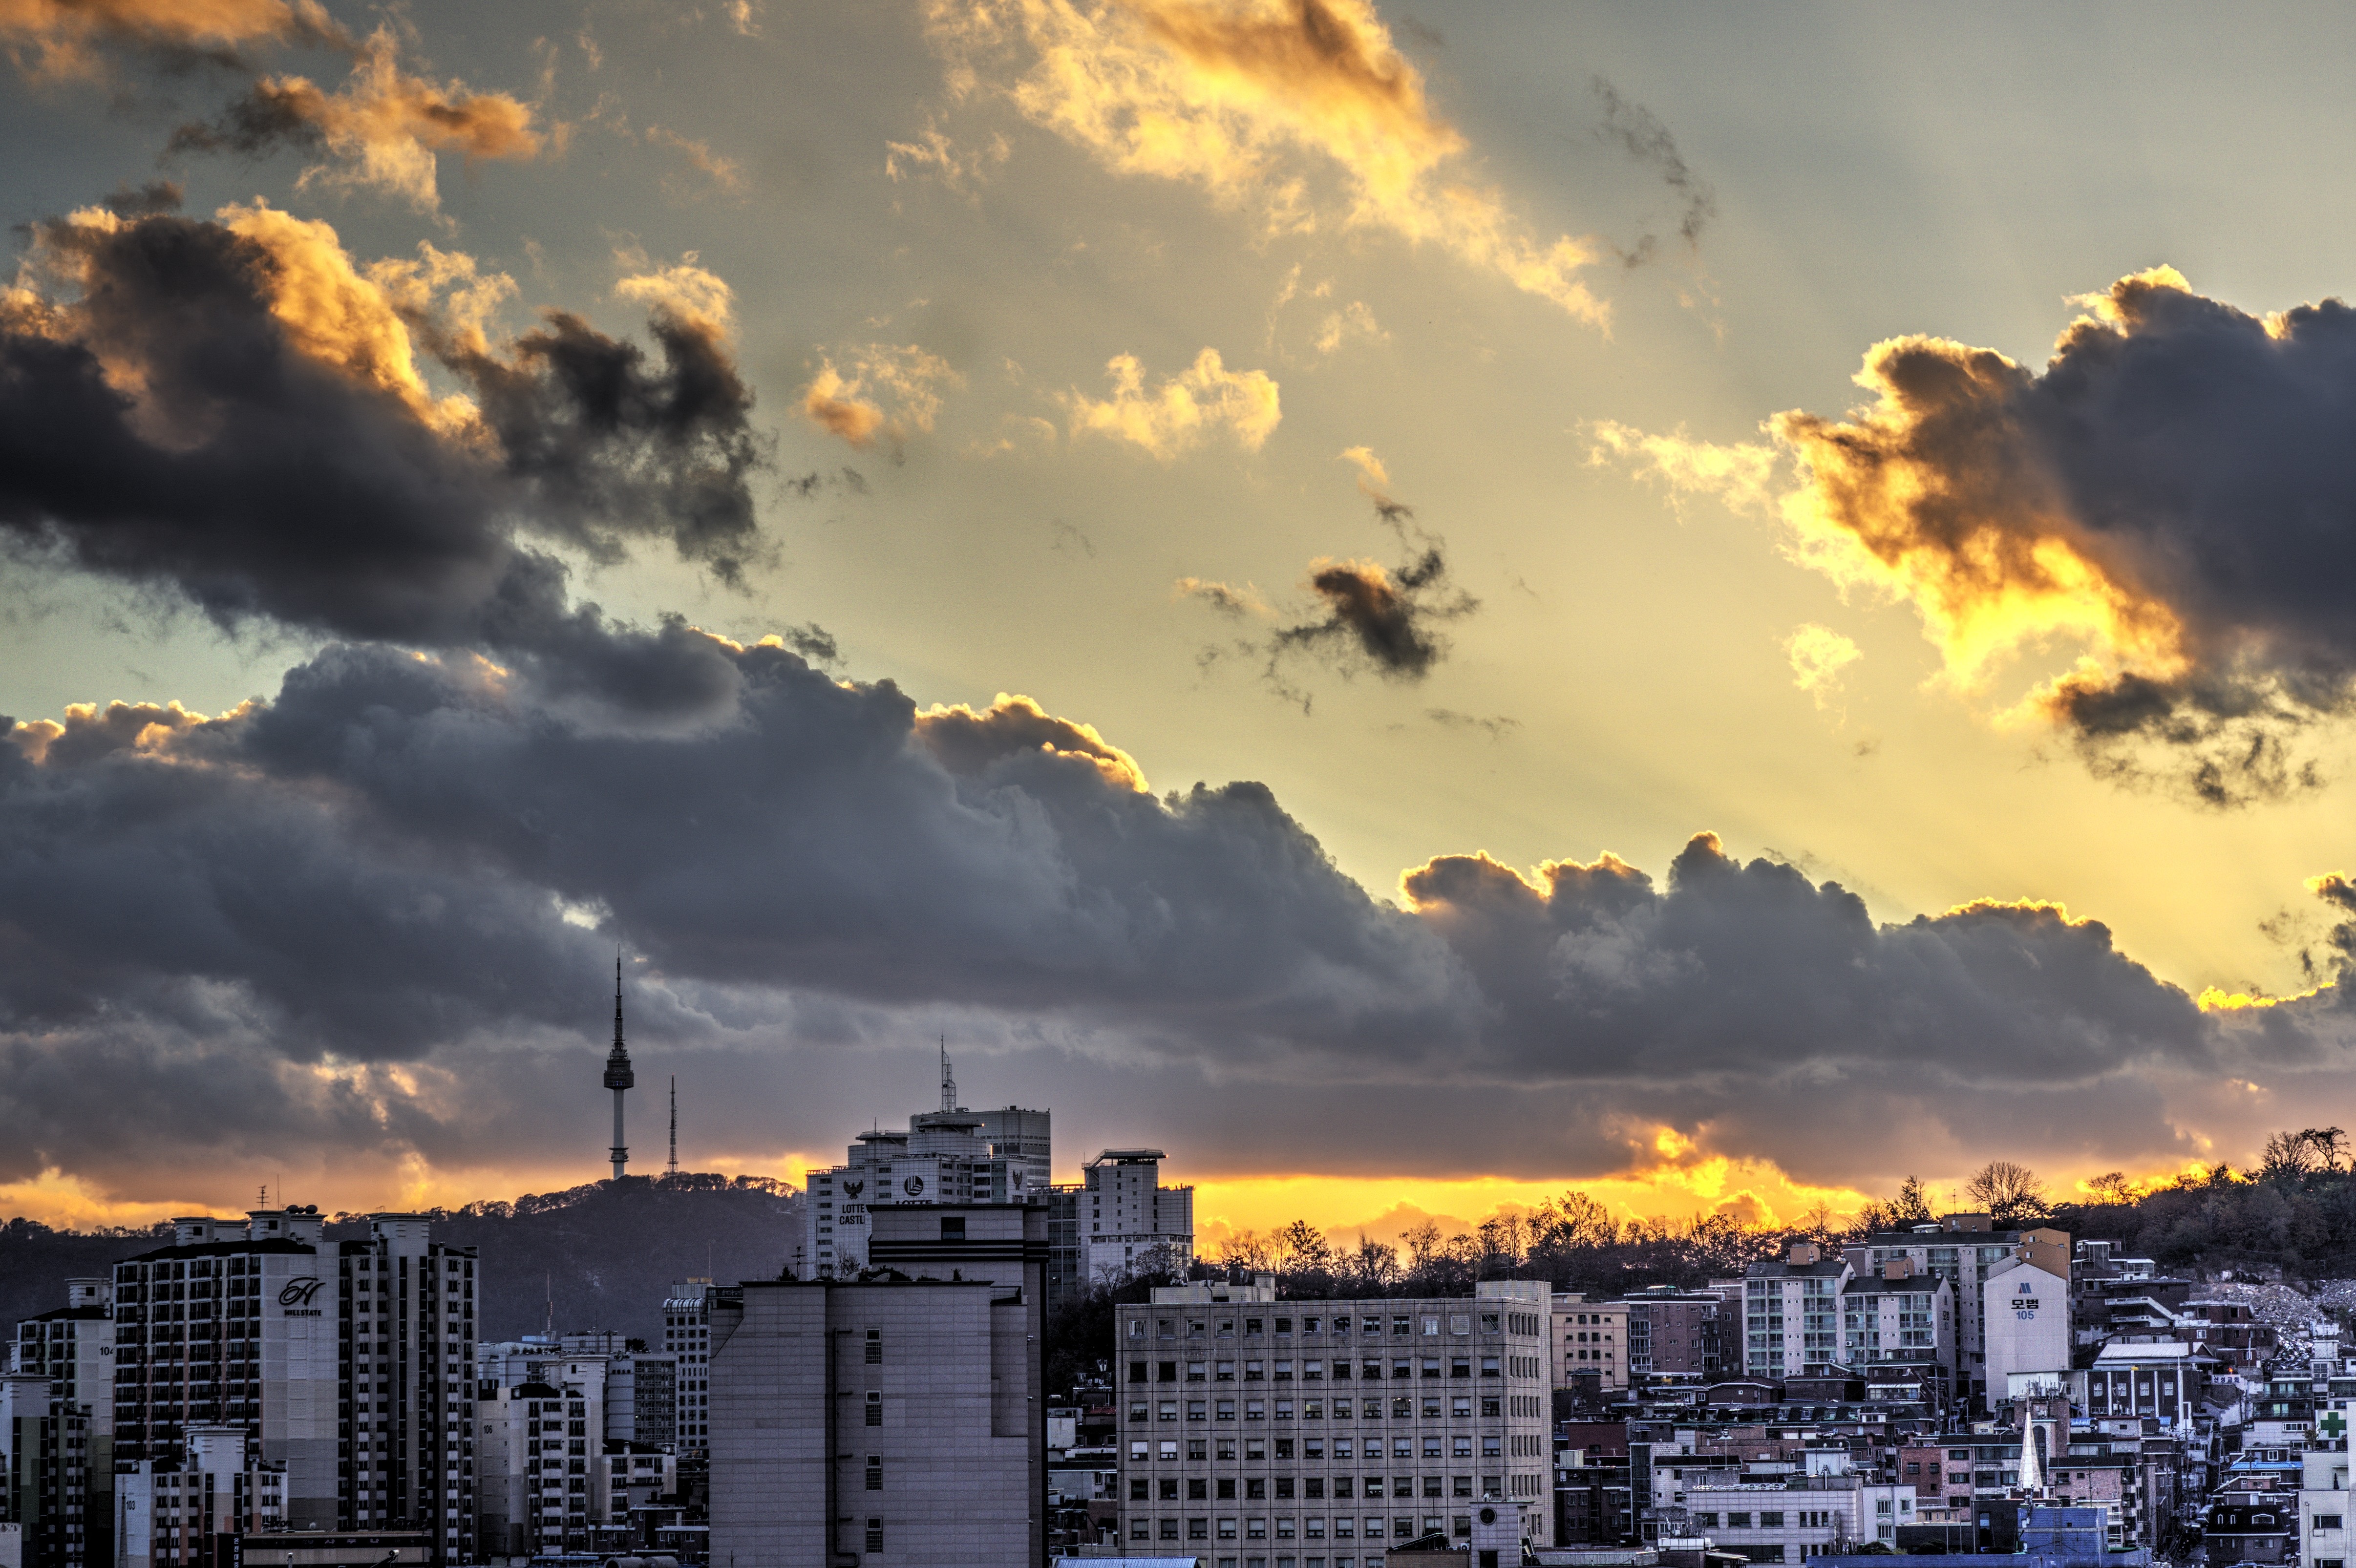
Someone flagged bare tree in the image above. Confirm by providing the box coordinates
[1963,1160,2050,1226]
[2084,1171,2136,1205]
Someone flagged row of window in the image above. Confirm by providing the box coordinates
[1130,1356,1508,1383]
[1126,1433,1513,1462]
[1132,1397,1510,1424]
[1134,1475,1505,1501]
[1128,1509,1529,1542]
[1127,1313,1521,1340]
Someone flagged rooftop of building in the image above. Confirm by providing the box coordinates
[16,1304,109,1323]
[1087,1147,1167,1164]
[116,1236,319,1264]
[2092,1342,2198,1363]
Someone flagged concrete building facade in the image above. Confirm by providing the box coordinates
[661,1279,713,1455]
[1852,1218,2068,1403]
[1616,1289,1725,1382]
[1550,1296,1627,1392]
[707,1204,1048,1568]
[1077,1150,1195,1289]
[1114,1278,1557,1559]
[1743,1248,1853,1380]
[1979,1257,2069,1392]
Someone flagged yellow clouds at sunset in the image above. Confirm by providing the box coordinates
[187,27,542,212]
[1784,623,1861,708]
[913,692,1152,791]
[924,0,1606,323]
[800,343,962,447]
[0,0,339,80]
[615,250,736,335]
[1062,345,1279,460]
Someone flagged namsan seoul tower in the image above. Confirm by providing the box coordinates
[604,952,635,1179]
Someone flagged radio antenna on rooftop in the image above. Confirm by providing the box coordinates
[669,1076,678,1176]
[940,1035,957,1113]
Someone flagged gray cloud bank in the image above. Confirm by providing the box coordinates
[3,201,2354,1208]
[6,624,2353,1201]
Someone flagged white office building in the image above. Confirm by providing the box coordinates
[803,1061,1052,1278]
[1113,1278,1557,1558]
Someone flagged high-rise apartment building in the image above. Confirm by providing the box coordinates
[660,1281,712,1455]
[1113,1278,1556,1561]
[1742,1245,1852,1379]
[7,1280,114,1568]
[708,1204,1048,1568]
[108,1207,479,1562]
[1,1372,96,1568]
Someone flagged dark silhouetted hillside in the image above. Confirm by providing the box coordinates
[1,1174,804,1348]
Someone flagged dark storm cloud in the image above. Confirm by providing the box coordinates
[1767,269,2356,804]
[1272,546,1468,679]
[10,620,2354,1196]
[0,205,765,648]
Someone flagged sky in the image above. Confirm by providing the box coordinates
[5,0,2356,1247]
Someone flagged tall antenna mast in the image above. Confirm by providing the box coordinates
[940,1035,956,1113]
[669,1076,678,1176]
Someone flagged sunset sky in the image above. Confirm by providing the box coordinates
[6,0,2356,1247]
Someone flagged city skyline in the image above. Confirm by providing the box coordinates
[4,0,2356,1238]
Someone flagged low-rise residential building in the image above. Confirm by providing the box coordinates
[1839,1267,1955,1406]
[2087,1342,2204,1426]
[1619,1288,1727,1382]
[1682,1455,1916,1560]
[1551,1295,1628,1393]
[1115,1278,1557,1558]
[2301,1438,2349,1568]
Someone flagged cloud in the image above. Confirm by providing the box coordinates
[167,26,541,213]
[1273,549,1466,679]
[0,0,343,82]
[1061,347,1280,461]
[7,626,2353,1204]
[1785,624,1861,708]
[923,0,1606,324]
[1591,75,1715,262]
[1337,444,1387,488]
[1314,299,1386,354]
[644,125,748,197]
[799,344,961,448]
[1425,708,1516,741]
[885,120,1013,193]
[1176,576,1273,618]
[1592,269,2356,805]
[0,200,766,643]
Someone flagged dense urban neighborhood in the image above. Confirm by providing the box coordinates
[14,1058,2356,1568]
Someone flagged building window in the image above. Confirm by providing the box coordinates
[865,1393,882,1427]
[865,1457,882,1491]
[864,1519,883,1552]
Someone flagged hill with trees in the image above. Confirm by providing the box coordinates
[0,1173,804,1348]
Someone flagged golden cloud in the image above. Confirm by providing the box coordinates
[0,0,340,81]
[799,344,962,447]
[913,692,1151,792]
[924,0,1605,323]
[1784,623,1861,708]
[217,26,542,212]
[1061,345,1280,460]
